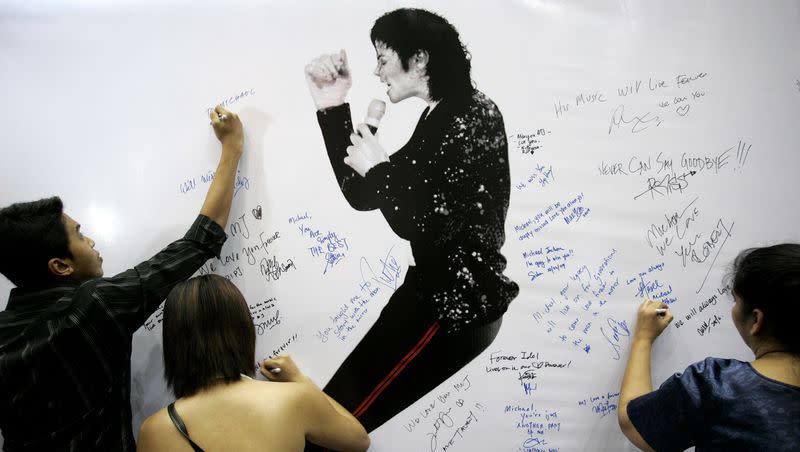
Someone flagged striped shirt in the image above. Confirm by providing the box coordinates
[0,215,226,451]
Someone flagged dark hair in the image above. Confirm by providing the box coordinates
[0,196,72,287]
[163,274,256,398]
[729,243,800,352]
[371,8,473,102]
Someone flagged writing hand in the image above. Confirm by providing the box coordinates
[259,354,307,384]
[200,106,244,228]
[633,299,673,344]
[210,105,244,157]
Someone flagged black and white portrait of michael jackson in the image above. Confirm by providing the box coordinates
[305,7,519,435]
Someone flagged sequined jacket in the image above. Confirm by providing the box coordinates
[316,90,519,332]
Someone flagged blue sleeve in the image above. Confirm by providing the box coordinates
[627,359,716,452]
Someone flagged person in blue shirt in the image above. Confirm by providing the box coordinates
[619,243,800,451]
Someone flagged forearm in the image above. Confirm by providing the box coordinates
[304,376,365,432]
[618,300,674,451]
[618,338,656,451]
[96,215,225,335]
[199,145,242,228]
[325,392,362,426]
[302,376,370,451]
[323,394,370,452]
[620,338,655,405]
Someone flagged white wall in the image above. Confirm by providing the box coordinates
[2,1,799,450]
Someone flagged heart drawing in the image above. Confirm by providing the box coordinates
[252,205,262,220]
[676,105,690,116]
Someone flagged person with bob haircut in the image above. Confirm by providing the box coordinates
[0,106,242,451]
[136,274,370,452]
[303,7,519,433]
[618,244,800,451]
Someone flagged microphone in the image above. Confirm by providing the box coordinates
[364,99,386,135]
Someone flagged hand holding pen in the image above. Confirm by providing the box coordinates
[633,300,673,345]
[259,355,308,384]
[209,105,243,156]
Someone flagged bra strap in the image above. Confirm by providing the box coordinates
[167,402,205,452]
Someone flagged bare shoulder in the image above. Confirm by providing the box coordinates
[234,379,321,435]
[137,408,185,451]
[139,408,171,435]
[247,379,311,402]
[234,378,317,413]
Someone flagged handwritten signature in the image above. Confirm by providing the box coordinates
[592,400,618,418]
[360,245,402,291]
[608,104,662,135]
[233,172,250,197]
[426,408,454,452]
[522,437,549,449]
[600,317,630,360]
[254,309,281,335]
[697,314,724,336]
[259,256,297,282]
[321,232,349,275]
[673,218,735,293]
[633,170,695,200]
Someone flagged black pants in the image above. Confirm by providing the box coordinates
[305,267,502,450]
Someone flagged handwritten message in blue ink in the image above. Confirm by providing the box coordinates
[625,262,677,305]
[522,245,574,283]
[485,351,571,395]
[515,193,590,242]
[515,164,556,192]
[315,246,402,343]
[577,391,620,418]
[178,169,250,197]
[504,403,561,452]
[290,212,350,275]
[530,249,621,358]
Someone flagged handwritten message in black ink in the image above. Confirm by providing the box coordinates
[554,89,607,119]
[514,129,551,156]
[674,283,731,334]
[485,350,571,395]
[401,374,485,452]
